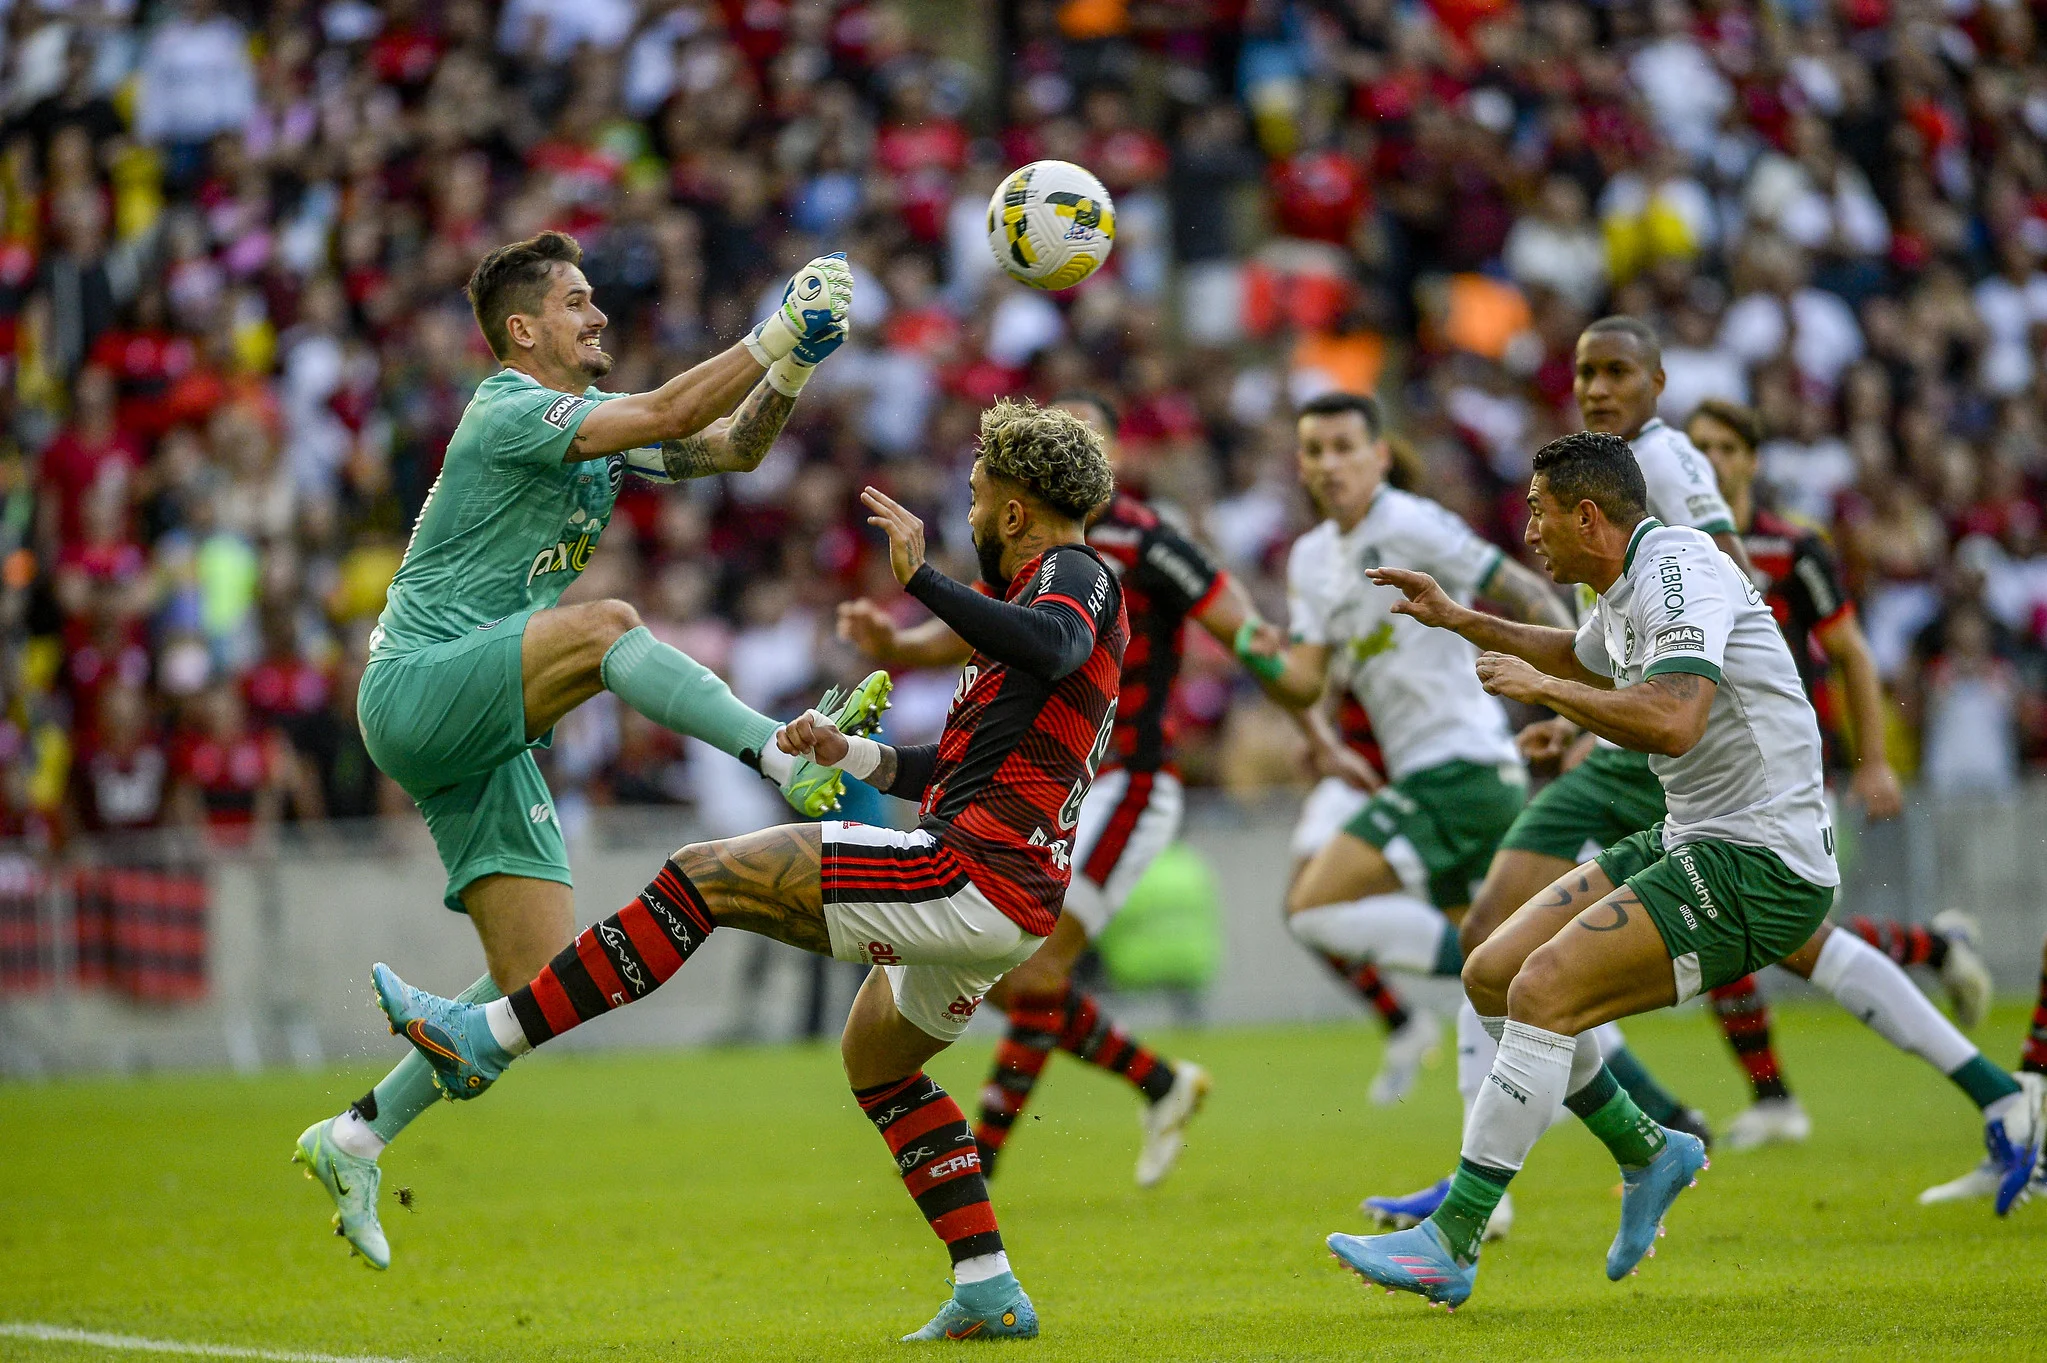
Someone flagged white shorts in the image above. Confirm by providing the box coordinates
[1290,777,1371,863]
[819,822,1045,1041]
[1062,766,1184,940]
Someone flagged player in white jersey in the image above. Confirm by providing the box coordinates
[1325,432,2047,1310]
[1235,394,1573,1126]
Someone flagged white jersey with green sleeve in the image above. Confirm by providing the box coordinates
[1573,519,1838,887]
[370,369,625,661]
[1287,486,1522,781]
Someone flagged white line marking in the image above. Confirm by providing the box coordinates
[0,1322,409,1362]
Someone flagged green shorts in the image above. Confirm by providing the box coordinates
[1499,746,1667,863]
[1343,759,1529,910]
[1595,824,1833,1002]
[358,608,569,912]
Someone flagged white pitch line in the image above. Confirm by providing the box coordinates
[0,1322,410,1362]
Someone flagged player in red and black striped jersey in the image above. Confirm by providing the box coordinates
[839,392,1286,1185]
[370,399,1123,1342]
[1688,399,1993,1154]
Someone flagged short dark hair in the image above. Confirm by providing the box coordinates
[1582,315,1661,368]
[1297,390,1383,438]
[978,397,1116,519]
[1686,397,1763,452]
[466,230,583,359]
[1051,389,1121,436]
[1532,431,1646,525]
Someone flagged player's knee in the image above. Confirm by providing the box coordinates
[586,597,643,645]
[1460,885,1507,958]
[1504,946,1579,1033]
[1462,937,1516,1015]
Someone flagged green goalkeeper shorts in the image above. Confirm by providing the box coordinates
[357,608,570,912]
[1498,745,1667,864]
[1595,824,1833,1003]
[1342,759,1528,910]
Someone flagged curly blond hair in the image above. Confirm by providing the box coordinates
[976,397,1114,520]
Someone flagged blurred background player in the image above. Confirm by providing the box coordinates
[292,232,860,1269]
[1236,390,1573,1239]
[840,390,1273,1186]
[1687,397,1994,1151]
[370,399,1123,1341]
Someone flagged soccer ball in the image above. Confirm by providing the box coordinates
[986,161,1116,291]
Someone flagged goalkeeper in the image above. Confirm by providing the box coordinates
[290,230,891,1270]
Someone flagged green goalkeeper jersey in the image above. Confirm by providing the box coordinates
[370,368,622,662]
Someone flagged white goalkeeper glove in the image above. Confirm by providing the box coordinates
[745,252,854,389]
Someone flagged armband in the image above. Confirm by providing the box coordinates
[1234,618,1286,682]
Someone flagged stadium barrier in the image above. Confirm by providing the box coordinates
[3,785,2045,1077]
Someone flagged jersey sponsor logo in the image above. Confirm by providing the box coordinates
[541,394,588,430]
[604,454,624,495]
[1656,556,1686,622]
[1345,618,1395,664]
[1653,625,1704,656]
[866,940,902,966]
[1084,562,1110,614]
[945,994,982,1020]
[525,524,605,587]
[1685,494,1721,520]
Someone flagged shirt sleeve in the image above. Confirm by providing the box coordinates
[490,384,605,469]
[1783,534,1853,636]
[905,547,1116,682]
[1638,431,1736,535]
[1640,546,1733,685]
[1135,520,1226,616]
[1574,613,1614,678]
[1285,538,1329,645]
[1412,501,1506,598]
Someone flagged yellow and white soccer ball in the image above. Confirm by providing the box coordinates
[986,160,1116,291]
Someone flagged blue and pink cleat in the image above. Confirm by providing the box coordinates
[1327,1222,1476,1310]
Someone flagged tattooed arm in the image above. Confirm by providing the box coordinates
[565,344,763,459]
[1476,555,1574,628]
[641,380,798,479]
[1473,655,1716,758]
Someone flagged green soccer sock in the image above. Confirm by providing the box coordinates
[1565,1064,1669,1170]
[1427,1158,1514,1263]
[602,626,778,761]
[1603,1043,1685,1125]
[359,973,503,1144]
[1949,1053,2022,1110]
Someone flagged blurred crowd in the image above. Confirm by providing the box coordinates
[2,0,2045,854]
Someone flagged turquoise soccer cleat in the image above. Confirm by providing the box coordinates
[779,669,894,818]
[372,962,512,1100]
[292,1118,389,1270]
[901,1273,1039,1341]
[1607,1128,1708,1281]
[1328,1222,1476,1309]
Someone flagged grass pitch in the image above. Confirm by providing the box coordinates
[2,1002,2044,1362]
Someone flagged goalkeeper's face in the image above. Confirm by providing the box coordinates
[532,264,614,380]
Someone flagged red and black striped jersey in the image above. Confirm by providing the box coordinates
[1742,507,1853,759]
[1085,494,1227,773]
[920,545,1127,937]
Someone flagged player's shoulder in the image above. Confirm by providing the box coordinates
[1637,518,1718,567]
[476,369,598,432]
[1086,494,1154,562]
[1372,486,1472,541]
[1287,519,1341,577]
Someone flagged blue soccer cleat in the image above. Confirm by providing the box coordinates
[292,1118,389,1270]
[901,1272,1039,1341]
[1328,1222,1476,1309]
[1986,1072,2045,1216]
[1607,1128,1708,1281]
[1362,1177,1512,1241]
[1361,1177,1449,1230]
[372,963,512,1100]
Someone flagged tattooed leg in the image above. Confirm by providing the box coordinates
[1505,885,1677,1034]
[1461,861,1616,1016]
[673,822,832,954]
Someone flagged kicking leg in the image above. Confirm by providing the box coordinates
[1784,923,2044,1213]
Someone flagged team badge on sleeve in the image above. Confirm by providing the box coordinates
[541,395,588,430]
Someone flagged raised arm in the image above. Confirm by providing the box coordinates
[1367,566,1604,687]
[568,345,766,458]
[616,378,799,479]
